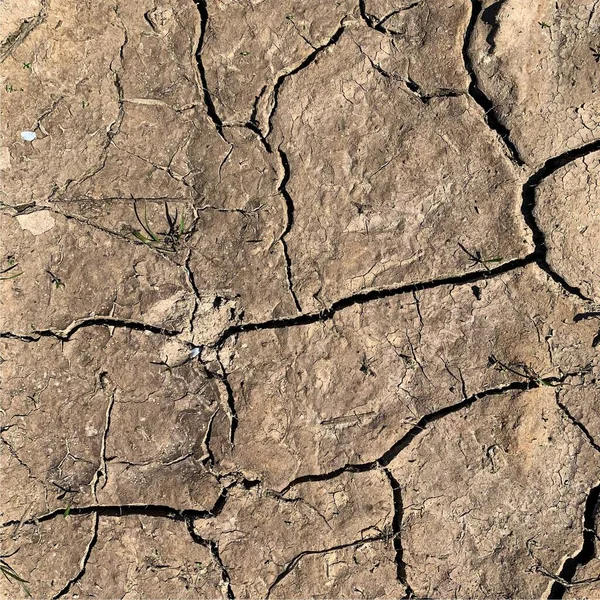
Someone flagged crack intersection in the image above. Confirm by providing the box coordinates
[279,371,584,494]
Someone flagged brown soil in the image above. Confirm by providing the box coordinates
[1,0,600,598]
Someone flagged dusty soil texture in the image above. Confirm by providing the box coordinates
[1,0,600,598]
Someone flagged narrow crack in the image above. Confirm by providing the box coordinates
[248,85,268,133]
[186,519,235,600]
[191,0,226,139]
[264,532,392,599]
[212,254,536,349]
[376,4,420,29]
[32,95,63,135]
[214,354,239,446]
[365,52,466,104]
[280,372,578,494]
[548,484,600,599]
[277,148,301,312]
[51,196,190,203]
[0,0,48,63]
[266,491,333,531]
[201,409,219,468]
[65,25,127,192]
[521,139,600,301]
[112,142,198,196]
[0,434,44,485]
[51,513,99,599]
[1,316,181,343]
[217,27,345,312]
[265,24,345,140]
[358,0,420,35]
[462,0,524,166]
[383,468,414,597]
[51,209,142,247]
[184,250,201,336]
[90,388,116,501]
[555,389,600,454]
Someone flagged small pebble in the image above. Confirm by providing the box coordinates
[189,347,201,359]
[20,131,36,142]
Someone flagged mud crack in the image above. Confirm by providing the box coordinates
[277,148,302,312]
[1,316,181,343]
[279,371,581,494]
[462,0,524,166]
[186,520,235,600]
[547,484,600,599]
[191,0,225,139]
[51,513,99,599]
[0,478,260,531]
[555,390,600,454]
[90,384,116,501]
[383,468,414,597]
[264,532,393,599]
[262,23,346,140]
[521,139,600,301]
[212,255,535,349]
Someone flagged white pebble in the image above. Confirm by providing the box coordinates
[20,131,36,142]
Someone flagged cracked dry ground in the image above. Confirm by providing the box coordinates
[2,1,600,599]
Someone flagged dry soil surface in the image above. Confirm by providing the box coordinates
[1,0,600,598]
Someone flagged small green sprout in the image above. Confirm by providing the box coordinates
[132,203,161,245]
[22,62,31,70]
[46,270,65,289]
[4,84,14,93]
[539,21,551,29]
[132,202,188,253]
[0,559,31,598]
[0,258,23,281]
[239,51,250,56]
[64,504,71,517]
[457,242,502,271]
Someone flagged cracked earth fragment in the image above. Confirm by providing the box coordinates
[2,0,600,598]
[389,384,600,598]
[214,265,597,488]
[0,329,223,521]
[535,150,600,301]
[269,29,532,310]
[193,471,398,598]
[470,0,600,165]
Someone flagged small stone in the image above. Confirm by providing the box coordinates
[20,131,37,142]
